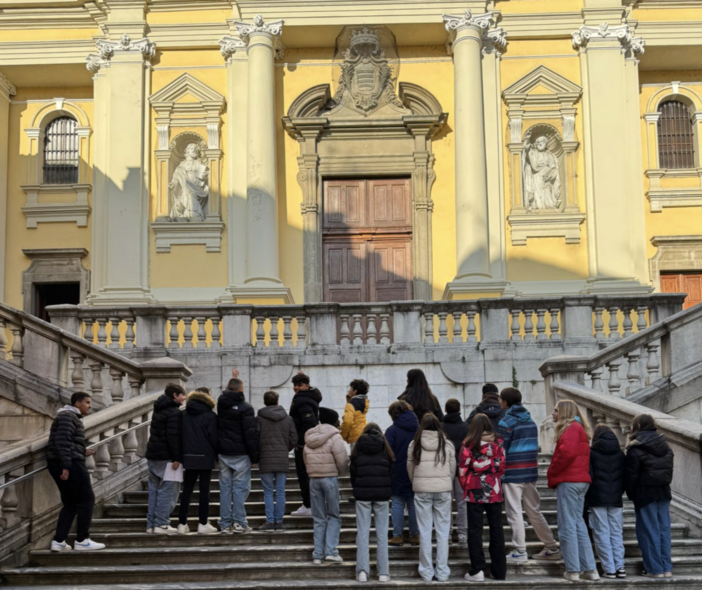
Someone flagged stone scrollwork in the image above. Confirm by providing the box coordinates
[443,11,506,56]
[86,34,156,73]
[234,14,284,43]
[572,23,645,56]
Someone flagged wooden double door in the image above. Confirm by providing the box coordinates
[660,272,702,310]
[322,178,413,303]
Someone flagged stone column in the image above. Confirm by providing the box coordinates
[0,72,15,301]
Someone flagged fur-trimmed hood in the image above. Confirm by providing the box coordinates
[186,390,215,414]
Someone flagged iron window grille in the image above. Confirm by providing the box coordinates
[657,100,696,170]
[43,116,79,184]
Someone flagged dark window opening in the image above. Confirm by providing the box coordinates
[34,283,80,322]
[43,116,79,184]
[657,100,695,169]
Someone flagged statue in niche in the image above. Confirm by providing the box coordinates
[169,142,209,222]
[522,132,561,211]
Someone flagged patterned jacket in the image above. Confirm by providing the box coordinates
[458,434,506,503]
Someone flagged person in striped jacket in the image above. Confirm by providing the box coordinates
[497,387,562,562]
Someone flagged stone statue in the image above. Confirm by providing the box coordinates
[522,133,561,211]
[169,143,209,221]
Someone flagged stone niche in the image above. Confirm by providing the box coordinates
[149,73,225,253]
[503,66,585,246]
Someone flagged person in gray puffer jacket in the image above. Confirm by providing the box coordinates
[256,391,298,532]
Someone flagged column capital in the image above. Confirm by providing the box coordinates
[86,33,156,73]
[0,71,16,102]
[443,11,504,54]
[219,35,247,61]
[572,23,645,56]
[234,14,284,44]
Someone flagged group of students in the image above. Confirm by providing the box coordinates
[45,367,675,585]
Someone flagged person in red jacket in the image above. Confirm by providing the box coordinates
[547,399,598,583]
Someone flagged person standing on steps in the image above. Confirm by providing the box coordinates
[467,384,505,433]
[350,423,395,583]
[257,390,298,532]
[398,368,443,423]
[385,400,420,547]
[440,398,469,545]
[178,389,218,535]
[547,399,599,583]
[497,387,561,563]
[289,371,322,516]
[217,369,259,534]
[587,423,626,580]
[304,407,349,565]
[624,414,674,579]
[145,383,186,535]
[47,392,104,552]
[407,413,455,583]
[341,379,369,450]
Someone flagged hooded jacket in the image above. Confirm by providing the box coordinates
[145,394,183,463]
[624,429,674,508]
[547,419,591,489]
[257,405,297,473]
[441,413,470,463]
[458,433,506,503]
[341,394,369,444]
[303,423,349,478]
[350,429,395,501]
[586,430,625,508]
[182,391,218,470]
[407,431,456,493]
[467,400,506,434]
[217,388,259,463]
[385,410,419,497]
[290,388,322,447]
[46,406,86,469]
[497,404,539,484]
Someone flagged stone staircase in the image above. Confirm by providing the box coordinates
[3,456,702,589]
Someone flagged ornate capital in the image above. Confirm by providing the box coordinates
[443,11,505,55]
[86,34,156,73]
[484,27,508,56]
[0,71,16,97]
[219,35,246,60]
[234,14,284,45]
[572,23,645,56]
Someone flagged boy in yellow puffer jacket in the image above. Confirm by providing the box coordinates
[341,379,369,447]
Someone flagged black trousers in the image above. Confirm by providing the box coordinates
[178,469,212,525]
[294,448,310,508]
[467,502,507,580]
[48,461,95,543]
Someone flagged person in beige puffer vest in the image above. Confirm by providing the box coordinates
[303,408,349,564]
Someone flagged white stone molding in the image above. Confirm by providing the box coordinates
[443,11,505,55]
[152,220,225,253]
[509,213,586,247]
[21,248,90,313]
[649,235,702,292]
[572,23,645,56]
[219,35,246,61]
[0,71,16,98]
[86,34,156,73]
[20,184,91,228]
[234,14,283,44]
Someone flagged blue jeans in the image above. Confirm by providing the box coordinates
[556,482,596,573]
[635,500,672,575]
[260,472,287,524]
[391,495,418,537]
[218,455,251,529]
[146,464,179,529]
[310,477,341,560]
[589,506,625,574]
[415,491,452,582]
[356,500,389,577]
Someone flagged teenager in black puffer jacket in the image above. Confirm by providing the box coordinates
[467,385,505,433]
[441,398,470,544]
[350,424,396,583]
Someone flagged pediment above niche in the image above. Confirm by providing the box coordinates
[503,65,582,109]
[150,73,225,109]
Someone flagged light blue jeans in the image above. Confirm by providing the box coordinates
[589,506,625,574]
[415,491,452,582]
[310,477,341,560]
[636,500,672,575]
[218,455,251,529]
[556,482,597,573]
[260,471,287,524]
[146,477,179,529]
[391,495,418,537]
[356,500,389,577]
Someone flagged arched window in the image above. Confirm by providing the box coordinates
[43,116,79,184]
[657,100,695,169]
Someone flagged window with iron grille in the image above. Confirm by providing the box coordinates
[657,100,696,170]
[43,116,79,184]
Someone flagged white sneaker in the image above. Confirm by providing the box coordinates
[198,522,219,535]
[378,575,391,583]
[464,571,484,582]
[50,540,72,552]
[581,571,600,581]
[356,572,368,582]
[563,572,580,582]
[231,523,251,534]
[154,525,178,535]
[177,523,190,534]
[313,558,323,565]
[74,539,106,551]
[507,550,529,563]
[146,528,154,534]
[324,554,344,563]
[458,534,467,544]
[292,505,312,516]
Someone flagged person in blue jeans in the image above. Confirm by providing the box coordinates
[217,369,259,534]
[624,414,675,578]
[257,390,298,531]
[385,400,419,546]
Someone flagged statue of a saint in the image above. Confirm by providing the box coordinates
[169,143,209,221]
[522,134,561,211]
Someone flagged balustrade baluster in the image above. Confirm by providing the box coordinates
[195,316,207,348]
[182,317,194,349]
[626,349,641,394]
[0,473,20,528]
[645,341,661,383]
[128,375,143,398]
[167,317,179,349]
[510,310,521,342]
[606,358,623,396]
[549,308,561,340]
[0,318,7,360]
[366,314,378,345]
[108,317,120,349]
[352,314,363,346]
[535,309,547,341]
[254,316,265,347]
[636,305,648,333]
[590,366,604,392]
[124,317,136,349]
[451,312,462,344]
[282,315,293,348]
[96,318,108,347]
[622,306,633,338]
[295,315,307,348]
[109,367,125,403]
[211,318,222,348]
[269,316,280,347]
[608,306,620,340]
[84,320,95,344]
[69,349,87,392]
[87,358,105,404]
[94,439,111,479]
[108,429,125,472]
[593,306,605,340]
[424,312,434,344]
[466,311,478,344]
[339,314,350,346]
[122,424,139,464]
[9,325,24,367]
[524,309,535,341]
[380,314,391,345]
[85,450,96,482]
[438,312,449,344]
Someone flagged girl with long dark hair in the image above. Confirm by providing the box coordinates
[399,369,443,423]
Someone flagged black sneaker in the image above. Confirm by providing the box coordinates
[276,522,286,532]
[258,522,275,532]
[616,569,627,579]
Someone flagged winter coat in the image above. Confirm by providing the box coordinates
[624,429,674,508]
[496,404,539,484]
[547,420,591,489]
[217,388,259,463]
[182,391,218,471]
[407,431,456,493]
[46,406,86,469]
[467,402,506,434]
[290,388,322,447]
[303,423,349,478]
[350,429,395,501]
[145,394,183,463]
[257,405,297,473]
[385,410,419,497]
[398,391,444,423]
[586,430,625,508]
[458,433,506,503]
[341,394,369,444]
[441,412,470,463]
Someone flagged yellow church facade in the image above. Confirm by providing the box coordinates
[1,0,701,316]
